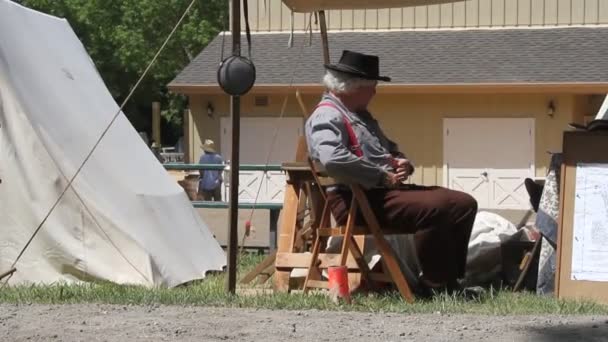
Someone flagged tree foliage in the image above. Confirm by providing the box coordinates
[17,0,227,143]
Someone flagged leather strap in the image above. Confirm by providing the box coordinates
[314,102,363,157]
[243,0,252,57]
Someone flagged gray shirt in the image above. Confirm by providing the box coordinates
[305,93,408,189]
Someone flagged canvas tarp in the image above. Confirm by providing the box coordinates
[282,0,464,12]
[0,0,225,287]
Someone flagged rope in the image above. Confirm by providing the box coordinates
[239,17,316,253]
[2,0,198,287]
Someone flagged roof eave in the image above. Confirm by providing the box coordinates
[168,82,608,95]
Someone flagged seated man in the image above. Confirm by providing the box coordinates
[305,50,478,293]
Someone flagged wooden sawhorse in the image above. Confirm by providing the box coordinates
[273,162,368,292]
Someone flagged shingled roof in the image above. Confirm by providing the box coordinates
[169,27,608,89]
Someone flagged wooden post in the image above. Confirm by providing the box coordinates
[318,11,330,65]
[295,90,309,118]
[183,108,190,163]
[226,0,241,295]
[152,101,161,145]
[274,180,301,292]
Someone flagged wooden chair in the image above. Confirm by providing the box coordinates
[302,159,415,303]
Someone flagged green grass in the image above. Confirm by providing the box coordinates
[1,253,607,315]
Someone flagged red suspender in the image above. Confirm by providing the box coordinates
[314,102,363,157]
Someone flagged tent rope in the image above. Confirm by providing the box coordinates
[1,0,198,287]
[240,13,315,252]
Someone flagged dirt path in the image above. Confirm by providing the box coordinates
[1,304,607,341]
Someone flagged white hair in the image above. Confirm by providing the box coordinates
[322,70,377,94]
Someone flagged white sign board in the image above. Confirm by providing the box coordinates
[571,163,608,281]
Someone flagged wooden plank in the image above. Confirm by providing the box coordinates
[306,279,329,289]
[555,160,567,300]
[556,131,608,304]
[152,102,161,145]
[294,183,309,251]
[303,234,323,293]
[318,228,344,236]
[351,185,415,303]
[295,90,309,118]
[240,252,276,284]
[317,227,401,237]
[277,185,299,253]
[317,226,375,236]
[183,108,191,163]
[318,11,330,65]
[296,221,313,246]
[274,268,291,291]
[257,266,275,284]
[274,183,301,292]
[348,236,370,275]
[281,162,310,171]
[295,136,309,162]
[347,235,366,290]
[276,252,360,269]
[340,197,358,265]
[274,139,311,291]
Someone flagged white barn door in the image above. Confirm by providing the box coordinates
[443,118,535,210]
[221,117,303,203]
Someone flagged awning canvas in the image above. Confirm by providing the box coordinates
[282,0,465,12]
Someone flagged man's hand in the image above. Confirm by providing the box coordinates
[383,171,407,188]
[393,158,414,179]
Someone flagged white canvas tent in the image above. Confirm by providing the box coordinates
[0,0,225,287]
[595,94,608,121]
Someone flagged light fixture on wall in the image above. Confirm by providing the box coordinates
[207,102,214,118]
[547,100,556,118]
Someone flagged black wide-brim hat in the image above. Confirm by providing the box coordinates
[325,50,391,82]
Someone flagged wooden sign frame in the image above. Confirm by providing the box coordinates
[556,130,608,303]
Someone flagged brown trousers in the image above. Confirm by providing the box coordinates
[326,185,477,284]
[199,187,222,201]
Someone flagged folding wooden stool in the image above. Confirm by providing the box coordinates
[302,159,415,303]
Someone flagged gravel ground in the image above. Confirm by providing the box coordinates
[1,304,608,341]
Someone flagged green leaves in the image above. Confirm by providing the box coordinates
[18,0,227,132]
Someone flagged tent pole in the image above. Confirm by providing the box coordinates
[318,11,330,64]
[227,0,241,294]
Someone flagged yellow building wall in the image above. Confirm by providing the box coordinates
[189,92,589,186]
[368,93,578,186]
[242,0,608,31]
[187,92,315,162]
